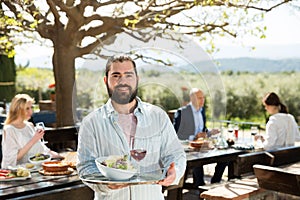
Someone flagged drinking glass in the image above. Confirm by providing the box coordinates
[129,136,147,181]
[36,122,48,144]
[227,124,234,139]
[250,126,258,144]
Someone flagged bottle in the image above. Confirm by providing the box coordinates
[234,124,239,140]
[216,126,228,149]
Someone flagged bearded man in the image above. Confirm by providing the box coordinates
[77,54,186,200]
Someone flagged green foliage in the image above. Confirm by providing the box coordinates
[138,85,180,111]
[15,68,300,124]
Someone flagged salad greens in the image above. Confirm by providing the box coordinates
[102,155,135,171]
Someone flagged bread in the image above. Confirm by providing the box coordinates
[42,161,69,172]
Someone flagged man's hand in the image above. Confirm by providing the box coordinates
[158,162,176,186]
[108,183,129,189]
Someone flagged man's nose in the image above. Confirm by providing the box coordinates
[118,75,128,84]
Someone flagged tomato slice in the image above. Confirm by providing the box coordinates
[0,173,8,176]
[0,169,10,174]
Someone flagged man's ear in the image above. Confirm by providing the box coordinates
[103,76,107,84]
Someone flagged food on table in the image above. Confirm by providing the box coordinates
[101,155,135,171]
[16,167,30,177]
[25,163,35,169]
[42,161,70,172]
[0,167,30,179]
[189,138,210,148]
[29,153,50,161]
[62,151,77,169]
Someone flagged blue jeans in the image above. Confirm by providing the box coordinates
[193,162,228,186]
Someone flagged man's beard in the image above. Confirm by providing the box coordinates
[106,83,138,104]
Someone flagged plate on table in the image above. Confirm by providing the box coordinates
[0,169,31,181]
[232,144,255,151]
[80,170,164,185]
[0,175,31,181]
[39,167,74,176]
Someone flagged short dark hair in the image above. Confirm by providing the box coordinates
[105,54,137,77]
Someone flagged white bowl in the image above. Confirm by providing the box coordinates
[95,157,136,181]
[28,153,51,165]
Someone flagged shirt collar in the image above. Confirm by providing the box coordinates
[105,97,143,116]
[190,102,203,113]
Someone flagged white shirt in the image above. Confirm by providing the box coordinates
[263,113,300,150]
[1,122,50,168]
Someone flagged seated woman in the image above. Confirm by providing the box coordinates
[1,94,63,168]
[256,92,300,150]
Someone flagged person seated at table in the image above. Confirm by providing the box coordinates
[255,92,300,150]
[1,94,63,168]
[173,88,228,186]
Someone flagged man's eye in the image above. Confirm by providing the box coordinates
[111,75,120,78]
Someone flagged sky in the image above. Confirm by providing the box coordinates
[14,3,300,68]
[212,4,300,59]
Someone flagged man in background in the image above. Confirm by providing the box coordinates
[173,88,227,187]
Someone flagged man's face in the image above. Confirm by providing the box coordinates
[191,90,205,109]
[104,60,138,104]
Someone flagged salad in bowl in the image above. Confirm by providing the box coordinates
[95,155,136,180]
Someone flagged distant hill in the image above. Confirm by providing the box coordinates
[215,58,300,72]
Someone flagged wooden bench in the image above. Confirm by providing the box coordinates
[254,163,300,197]
[234,145,300,177]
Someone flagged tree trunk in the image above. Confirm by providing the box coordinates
[0,55,16,102]
[52,44,77,127]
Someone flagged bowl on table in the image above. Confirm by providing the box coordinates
[95,157,136,181]
[28,153,51,165]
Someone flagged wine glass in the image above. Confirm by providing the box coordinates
[129,136,147,181]
[36,122,48,144]
[250,126,258,144]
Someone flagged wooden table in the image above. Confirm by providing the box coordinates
[165,147,247,200]
[0,169,94,200]
[184,148,246,188]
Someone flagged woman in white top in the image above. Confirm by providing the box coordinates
[1,94,63,168]
[256,92,300,150]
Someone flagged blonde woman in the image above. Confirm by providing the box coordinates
[1,94,62,168]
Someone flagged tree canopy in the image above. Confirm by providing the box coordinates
[0,0,296,126]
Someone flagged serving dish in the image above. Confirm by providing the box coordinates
[95,157,136,181]
[80,170,163,185]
